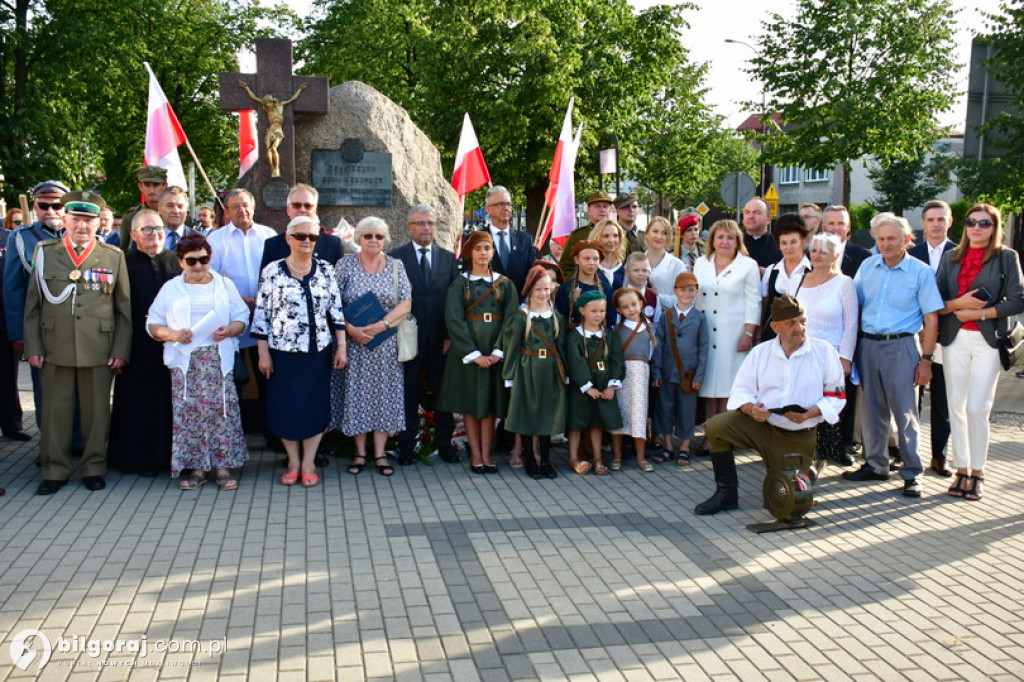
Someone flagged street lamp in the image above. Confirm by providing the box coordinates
[726,38,769,194]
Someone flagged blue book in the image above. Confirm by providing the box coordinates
[343,291,396,351]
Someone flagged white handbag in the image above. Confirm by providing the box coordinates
[392,264,418,362]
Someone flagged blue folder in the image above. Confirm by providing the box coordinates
[343,291,396,351]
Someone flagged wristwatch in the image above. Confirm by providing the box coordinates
[921,354,934,361]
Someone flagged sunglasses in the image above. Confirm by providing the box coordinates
[133,226,164,235]
[290,202,315,210]
[362,233,385,240]
[184,255,211,266]
[35,202,63,211]
[290,232,319,242]
[965,218,994,228]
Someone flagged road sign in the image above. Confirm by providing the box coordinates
[720,172,756,209]
[764,183,779,218]
[696,202,710,216]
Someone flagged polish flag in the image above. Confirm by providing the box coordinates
[543,98,574,209]
[143,62,188,189]
[451,113,491,198]
[239,110,258,179]
[538,122,583,249]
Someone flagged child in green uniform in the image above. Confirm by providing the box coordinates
[565,290,625,475]
[503,265,567,480]
[438,231,519,473]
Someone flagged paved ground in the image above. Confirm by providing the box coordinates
[0,362,1022,681]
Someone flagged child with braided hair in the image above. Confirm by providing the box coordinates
[555,239,615,327]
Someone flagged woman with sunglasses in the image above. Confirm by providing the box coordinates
[332,217,412,476]
[253,216,347,488]
[147,234,251,491]
[935,204,1024,501]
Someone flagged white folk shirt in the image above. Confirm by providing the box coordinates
[207,221,275,347]
[726,336,846,431]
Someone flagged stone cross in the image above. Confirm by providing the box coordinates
[219,38,329,228]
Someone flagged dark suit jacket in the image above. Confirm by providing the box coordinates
[259,231,344,274]
[840,242,871,279]
[474,226,536,296]
[391,242,460,346]
[908,239,955,272]
[935,248,1024,349]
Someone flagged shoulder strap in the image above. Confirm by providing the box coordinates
[465,275,507,315]
[668,309,686,382]
[530,315,567,385]
[587,335,607,368]
[619,323,642,355]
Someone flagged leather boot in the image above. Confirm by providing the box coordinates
[694,450,739,515]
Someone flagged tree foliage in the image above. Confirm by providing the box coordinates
[298,0,727,228]
[0,0,292,212]
[748,0,959,206]
[867,152,953,216]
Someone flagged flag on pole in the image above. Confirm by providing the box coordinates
[239,110,258,179]
[544,98,574,209]
[451,113,491,198]
[538,122,583,249]
[143,62,187,189]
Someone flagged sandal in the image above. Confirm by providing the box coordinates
[348,456,367,476]
[571,460,591,476]
[609,460,622,471]
[638,460,654,473]
[375,456,394,477]
[594,463,609,476]
[301,473,319,488]
[948,473,968,498]
[963,475,984,501]
[675,450,690,467]
[650,451,671,464]
[179,472,207,490]
[215,471,238,490]
[509,452,524,469]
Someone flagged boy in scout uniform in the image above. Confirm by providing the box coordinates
[24,191,132,494]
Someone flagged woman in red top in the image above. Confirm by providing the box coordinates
[935,204,1024,501]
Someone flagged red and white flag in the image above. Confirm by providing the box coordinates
[143,62,187,189]
[547,123,582,247]
[543,98,574,210]
[239,110,258,179]
[451,113,491,198]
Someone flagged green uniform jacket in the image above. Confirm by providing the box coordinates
[437,275,519,419]
[565,327,625,431]
[502,309,568,436]
[23,239,132,366]
[557,224,594,282]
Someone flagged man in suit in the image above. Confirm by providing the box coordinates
[259,184,344,271]
[158,186,195,252]
[908,200,956,477]
[391,204,460,466]
[478,185,536,296]
[822,205,870,278]
[24,191,132,495]
[615,192,645,252]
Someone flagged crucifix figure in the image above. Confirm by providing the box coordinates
[238,80,307,178]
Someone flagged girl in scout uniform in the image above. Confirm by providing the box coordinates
[565,290,624,476]
[438,231,519,474]
[502,265,567,480]
[609,287,656,473]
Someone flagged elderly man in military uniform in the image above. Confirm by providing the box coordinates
[24,191,132,494]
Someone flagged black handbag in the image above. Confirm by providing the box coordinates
[233,350,250,387]
[994,253,1024,370]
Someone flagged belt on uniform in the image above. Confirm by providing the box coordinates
[771,424,817,434]
[466,313,503,322]
[522,348,551,358]
[859,332,913,341]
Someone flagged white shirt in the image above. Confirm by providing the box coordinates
[647,251,685,310]
[206,221,275,347]
[761,256,812,297]
[926,240,946,272]
[727,336,846,431]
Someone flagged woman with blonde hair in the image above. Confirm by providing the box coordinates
[645,216,685,309]
[589,218,629,289]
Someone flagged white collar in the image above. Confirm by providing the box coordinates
[576,327,604,338]
[466,273,499,281]
[674,303,694,316]
[524,307,553,319]
[414,242,433,251]
[620,318,642,330]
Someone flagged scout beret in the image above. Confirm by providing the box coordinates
[571,239,605,259]
[462,230,493,256]
[61,190,106,217]
[678,215,700,230]
[575,289,606,310]
[771,294,805,322]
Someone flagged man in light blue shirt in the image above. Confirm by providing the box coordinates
[844,215,942,497]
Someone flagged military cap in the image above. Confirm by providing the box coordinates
[134,165,168,183]
[584,191,614,206]
[575,289,606,310]
[61,190,106,217]
[613,192,638,209]
[31,180,70,197]
[771,294,805,322]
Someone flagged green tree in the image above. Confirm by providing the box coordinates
[0,0,292,211]
[299,0,719,233]
[867,151,953,215]
[748,0,959,207]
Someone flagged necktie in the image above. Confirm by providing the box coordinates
[688,250,695,270]
[497,231,509,268]
[419,247,431,283]
[74,245,83,257]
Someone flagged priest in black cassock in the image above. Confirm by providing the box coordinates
[107,209,182,476]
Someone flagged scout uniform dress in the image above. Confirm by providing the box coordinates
[502,308,568,436]
[438,274,519,419]
[565,326,625,431]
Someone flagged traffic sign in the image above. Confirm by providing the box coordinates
[764,184,779,218]
[720,172,756,209]
[696,202,710,216]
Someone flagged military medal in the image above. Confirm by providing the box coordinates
[69,269,82,281]
[63,234,96,282]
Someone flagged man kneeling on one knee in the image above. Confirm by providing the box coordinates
[695,295,846,515]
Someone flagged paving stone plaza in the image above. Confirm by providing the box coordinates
[1,364,1022,681]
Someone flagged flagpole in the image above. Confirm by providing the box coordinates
[181,139,224,210]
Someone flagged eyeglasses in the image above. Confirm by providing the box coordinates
[183,255,211,266]
[965,218,994,229]
[408,220,436,227]
[290,232,319,242]
[290,202,315,210]
[801,214,818,220]
[362,233,385,240]
[487,202,513,209]
[133,226,165,235]
[35,202,62,211]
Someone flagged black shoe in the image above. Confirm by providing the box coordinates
[842,464,890,481]
[1016,369,1024,378]
[36,479,67,495]
[484,464,498,474]
[397,450,415,466]
[541,463,558,479]
[889,459,903,472]
[314,452,331,468]
[691,446,710,458]
[844,442,862,456]
[833,451,855,466]
[438,448,459,463]
[82,476,106,491]
[470,464,488,475]
[3,430,31,441]
[694,489,738,515]
[902,478,923,498]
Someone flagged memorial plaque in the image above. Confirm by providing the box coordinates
[312,149,393,206]
[262,180,291,210]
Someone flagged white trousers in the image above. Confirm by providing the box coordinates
[943,329,1002,471]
